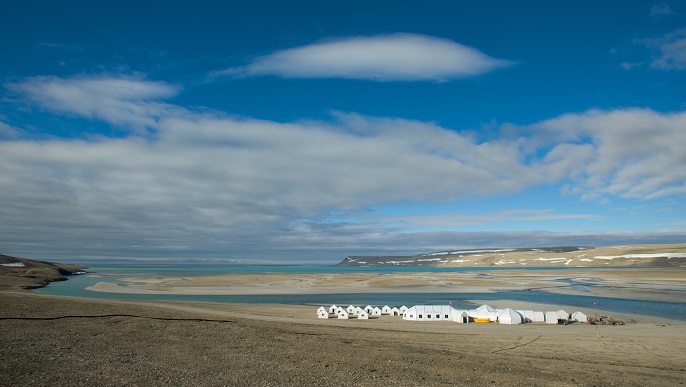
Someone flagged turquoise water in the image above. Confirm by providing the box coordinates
[35,265,686,321]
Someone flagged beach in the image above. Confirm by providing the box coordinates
[85,268,686,303]
[2,264,686,386]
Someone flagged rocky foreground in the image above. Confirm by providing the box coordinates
[1,254,685,386]
[339,243,686,267]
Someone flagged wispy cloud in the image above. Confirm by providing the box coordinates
[220,34,513,81]
[8,75,182,132]
[650,2,676,16]
[2,75,685,261]
[377,210,603,230]
[638,28,686,70]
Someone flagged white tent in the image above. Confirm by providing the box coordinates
[336,307,346,316]
[532,311,545,322]
[556,310,569,320]
[545,311,559,324]
[337,310,349,319]
[390,307,400,316]
[403,305,453,321]
[317,306,329,319]
[451,309,470,323]
[364,305,373,313]
[496,308,523,324]
[571,311,588,322]
[470,304,498,321]
[381,305,392,315]
[346,305,357,315]
[357,309,369,319]
[328,305,338,314]
[399,305,409,314]
[371,307,382,316]
[355,307,366,316]
[517,310,536,323]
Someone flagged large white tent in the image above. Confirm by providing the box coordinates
[496,308,523,324]
[469,304,498,321]
[317,306,329,319]
[571,311,588,322]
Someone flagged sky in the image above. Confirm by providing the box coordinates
[1,0,686,264]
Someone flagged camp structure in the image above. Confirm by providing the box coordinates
[390,307,401,316]
[517,310,536,323]
[451,309,471,323]
[328,305,338,314]
[402,305,453,321]
[532,311,545,322]
[337,309,349,319]
[357,309,369,319]
[399,305,409,315]
[544,310,569,324]
[469,304,498,322]
[571,311,588,323]
[364,305,373,313]
[381,305,392,315]
[317,307,329,319]
[496,308,523,324]
[346,305,357,315]
[371,307,382,316]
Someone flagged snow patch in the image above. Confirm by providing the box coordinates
[1,262,25,267]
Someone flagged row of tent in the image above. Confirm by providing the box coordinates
[317,304,408,319]
[402,304,589,324]
[317,303,589,324]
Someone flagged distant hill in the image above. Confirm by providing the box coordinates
[337,244,686,267]
[0,254,86,290]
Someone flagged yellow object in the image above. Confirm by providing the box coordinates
[474,318,491,323]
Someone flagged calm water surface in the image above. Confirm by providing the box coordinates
[35,265,686,321]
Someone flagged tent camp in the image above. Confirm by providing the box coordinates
[346,305,357,315]
[381,305,392,315]
[496,308,523,324]
[328,305,338,314]
[571,311,588,322]
[371,307,382,316]
[390,307,400,316]
[357,309,369,319]
[337,310,349,319]
[364,305,373,313]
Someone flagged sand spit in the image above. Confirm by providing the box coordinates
[86,268,686,303]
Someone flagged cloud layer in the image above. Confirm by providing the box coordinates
[2,75,685,261]
[224,34,513,81]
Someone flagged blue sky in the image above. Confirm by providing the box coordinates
[1,1,685,263]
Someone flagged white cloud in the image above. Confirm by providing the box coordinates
[8,75,182,132]
[222,34,513,81]
[377,210,602,230]
[0,121,22,138]
[640,28,686,70]
[2,75,685,262]
[527,108,686,199]
[650,3,675,16]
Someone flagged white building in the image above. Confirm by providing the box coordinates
[571,311,588,322]
[381,305,392,315]
[357,309,369,319]
[451,309,470,323]
[337,310,349,319]
[346,305,357,315]
[390,307,401,316]
[371,307,382,316]
[496,308,523,324]
[469,304,498,322]
[399,305,408,315]
[317,306,329,319]
[364,305,373,313]
[328,305,338,314]
[403,305,453,321]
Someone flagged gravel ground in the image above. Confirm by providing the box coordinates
[2,291,685,386]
